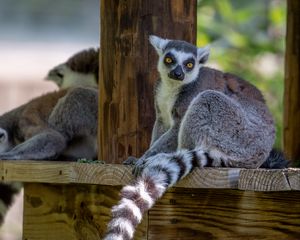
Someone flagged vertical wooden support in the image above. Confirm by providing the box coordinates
[284,0,300,164]
[99,0,197,163]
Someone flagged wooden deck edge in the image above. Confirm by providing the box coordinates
[0,160,299,191]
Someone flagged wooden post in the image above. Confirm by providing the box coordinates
[99,0,197,163]
[284,0,300,164]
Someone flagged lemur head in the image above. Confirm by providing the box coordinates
[149,35,210,84]
[0,128,12,153]
[46,48,99,89]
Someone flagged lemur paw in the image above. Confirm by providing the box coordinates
[132,157,148,177]
[123,156,139,165]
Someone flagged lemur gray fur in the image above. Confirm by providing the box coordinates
[46,48,99,89]
[103,35,288,240]
[0,87,98,225]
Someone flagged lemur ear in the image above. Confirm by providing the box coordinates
[149,35,170,55]
[197,45,210,64]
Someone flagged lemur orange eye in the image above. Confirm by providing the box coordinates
[165,57,173,64]
[186,62,194,68]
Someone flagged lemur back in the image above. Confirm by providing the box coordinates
[103,36,287,240]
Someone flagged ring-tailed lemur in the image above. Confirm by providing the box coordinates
[103,35,288,240]
[46,48,99,89]
[0,87,98,225]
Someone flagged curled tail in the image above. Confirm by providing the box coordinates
[103,149,211,240]
[0,182,22,225]
[260,149,289,169]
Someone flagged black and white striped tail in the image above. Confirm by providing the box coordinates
[103,148,213,240]
[0,182,22,225]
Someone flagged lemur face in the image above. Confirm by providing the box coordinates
[45,48,99,89]
[0,128,12,153]
[160,50,198,82]
[46,64,97,89]
[149,35,210,84]
[46,64,65,87]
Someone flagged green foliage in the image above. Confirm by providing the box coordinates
[197,0,286,148]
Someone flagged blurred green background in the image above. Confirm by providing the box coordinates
[197,0,286,148]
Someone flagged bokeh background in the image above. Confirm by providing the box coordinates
[0,0,99,239]
[0,0,286,239]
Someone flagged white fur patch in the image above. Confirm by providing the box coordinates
[113,198,142,223]
[61,66,97,89]
[103,233,123,240]
[110,218,134,239]
[136,181,154,207]
[149,35,170,55]
[156,81,181,128]
[46,64,97,89]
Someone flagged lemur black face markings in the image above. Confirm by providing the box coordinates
[104,35,288,240]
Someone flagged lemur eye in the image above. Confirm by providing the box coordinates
[186,62,194,69]
[164,57,173,64]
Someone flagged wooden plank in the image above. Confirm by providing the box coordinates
[148,188,300,240]
[99,0,197,163]
[23,183,147,240]
[22,183,300,240]
[177,167,240,189]
[1,161,300,191]
[0,161,133,185]
[238,169,291,191]
[284,0,300,164]
[286,168,300,190]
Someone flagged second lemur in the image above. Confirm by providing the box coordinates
[103,35,288,240]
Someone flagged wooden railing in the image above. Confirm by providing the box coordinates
[1,160,300,239]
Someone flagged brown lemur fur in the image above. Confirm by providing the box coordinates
[0,87,98,224]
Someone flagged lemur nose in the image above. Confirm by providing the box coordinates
[174,71,183,77]
[169,66,184,81]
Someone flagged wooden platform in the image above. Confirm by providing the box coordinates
[1,160,300,239]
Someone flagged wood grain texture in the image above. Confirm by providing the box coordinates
[99,0,197,163]
[23,183,147,240]
[238,169,291,191]
[148,188,300,240]
[284,0,300,164]
[286,168,300,190]
[1,161,300,191]
[21,182,300,240]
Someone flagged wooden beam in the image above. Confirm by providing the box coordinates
[148,189,300,240]
[284,0,300,164]
[23,183,148,240]
[22,184,300,240]
[99,0,197,163]
[1,160,299,191]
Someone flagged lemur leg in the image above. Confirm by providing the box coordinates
[178,90,274,168]
[0,129,67,160]
[131,126,179,175]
